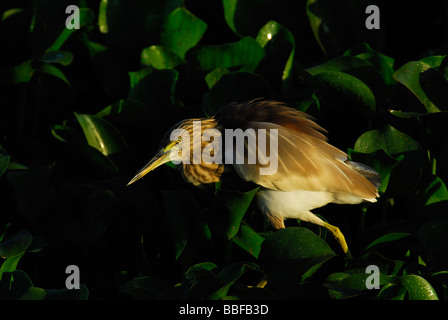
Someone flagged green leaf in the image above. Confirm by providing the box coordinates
[388,110,428,119]
[182,262,220,299]
[161,7,207,59]
[424,176,448,206]
[217,262,259,285]
[74,113,127,157]
[215,187,259,240]
[365,233,412,251]
[0,270,34,299]
[398,275,438,300]
[1,8,24,21]
[38,63,70,85]
[208,262,260,299]
[232,224,265,258]
[259,227,335,290]
[51,124,73,142]
[420,55,446,68]
[418,67,448,111]
[354,125,423,194]
[0,253,25,279]
[222,0,241,36]
[344,43,395,85]
[40,50,74,66]
[332,272,370,292]
[222,0,271,37]
[19,287,47,300]
[98,0,109,34]
[378,283,407,300]
[307,71,376,115]
[0,60,34,84]
[187,262,218,274]
[354,125,421,155]
[393,61,442,113]
[205,67,230,89]
[0,229,33,259]
[256,21,295,80]
[327,269,397,299]
[307,56,372,76]
[141,45,183,69]
[254,21,295,93]
[307,55,387,104]
[187,37,265,72]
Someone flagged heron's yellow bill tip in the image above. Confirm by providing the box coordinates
[126,172,145,187]
[126,151,172,187]
[126,178,138,187]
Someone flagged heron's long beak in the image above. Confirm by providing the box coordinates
[127,149,172,186]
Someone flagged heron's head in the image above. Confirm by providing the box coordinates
[126,118,208,186]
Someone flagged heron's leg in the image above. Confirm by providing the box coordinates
[256,277,268,288]
[320,221,352,259]
[299,211,352,258]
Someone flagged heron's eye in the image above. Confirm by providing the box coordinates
[171,139,181,147]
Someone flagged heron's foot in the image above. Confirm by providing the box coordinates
[256,278,268,288]
[247,275,268,289]
[321,222,352,259]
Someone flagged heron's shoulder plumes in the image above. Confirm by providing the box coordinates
[213,99,328,142]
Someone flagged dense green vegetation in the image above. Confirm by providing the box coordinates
[1,0,448,300]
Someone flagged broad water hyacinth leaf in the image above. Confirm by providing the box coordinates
[40,51,74,66]
[161,7,207,59]
[354,125,421,155]
[398,275,439,300]
[259,227,335,291]
[74,113,127,157]
[354,125,423,194]
[187,37,265,72]
[308,71,376,115]
[233,224,265,258]
[0,229,32,259]
[393,61,448,113]
[256,21,295,92]
[141,45,183,69]
[424,176,448,206]
[215,187,259,240]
